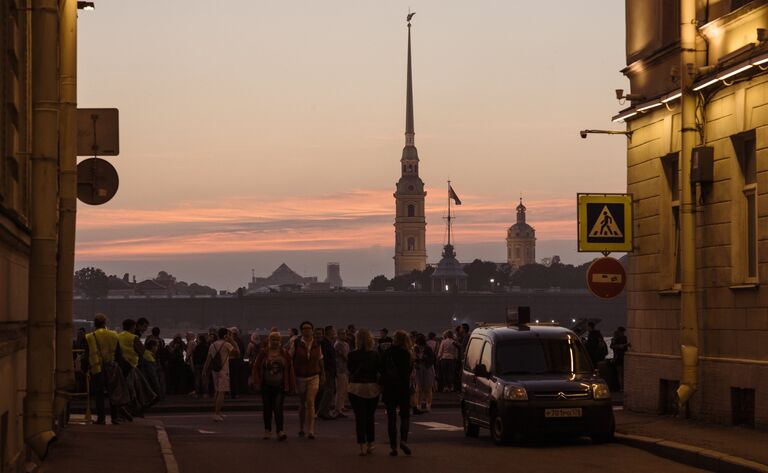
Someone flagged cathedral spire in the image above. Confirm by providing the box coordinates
[405,13,415,148]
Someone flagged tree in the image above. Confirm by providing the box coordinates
[74,267,109,300]
[464,259,506,291]
[368,275,390,292]
[154,270,177,288]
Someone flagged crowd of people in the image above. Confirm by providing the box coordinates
[75,314,474,456]
[76,314,629,455]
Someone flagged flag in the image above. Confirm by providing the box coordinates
[449,185,462,205]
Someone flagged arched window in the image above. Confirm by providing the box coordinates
[515,246,521,258]
[408,164,413,171]
[407,237,416,251]
[408,204,415,217]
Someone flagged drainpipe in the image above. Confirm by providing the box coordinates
[25,0,60,458]
[677,0,700,412]
[54,0,77,420]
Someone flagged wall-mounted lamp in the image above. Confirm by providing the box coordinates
[77,1,95,10]
[579,129,633,139]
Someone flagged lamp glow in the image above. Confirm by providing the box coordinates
[661,92,682,103]
[637,102,662,112]
[612,111,637,123]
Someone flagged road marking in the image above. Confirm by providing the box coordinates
[155,422,180,473]
[197,429,217,434]
[413,421,462,432]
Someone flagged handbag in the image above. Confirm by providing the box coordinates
[93,331,130,406]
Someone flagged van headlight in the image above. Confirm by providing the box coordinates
[592,382,611,400]
[503,385,528,401]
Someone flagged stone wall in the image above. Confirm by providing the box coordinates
[74,291,626,336]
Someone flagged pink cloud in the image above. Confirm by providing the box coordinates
[76,189,576,259]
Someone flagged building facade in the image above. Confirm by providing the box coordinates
[0,0,31,470]
[394,19,427,276]
[618,0,768,427]
[325,262,342,288]
[506,198,536,268]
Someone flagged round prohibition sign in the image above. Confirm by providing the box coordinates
[586,257,626,299]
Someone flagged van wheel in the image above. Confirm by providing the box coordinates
[462,406,479,438]
[490,409,510,446]
[591,420,615,444]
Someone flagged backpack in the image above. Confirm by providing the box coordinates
[597,337,608,360]
[381,350,399,383]
[210,343,224,372]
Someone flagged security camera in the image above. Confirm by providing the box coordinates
[615,89,624,100]
[580,130,588,139]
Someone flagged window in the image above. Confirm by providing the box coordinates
[407,237,415,251]
[732,131,757,281]
[515,246,521,258]
[407,204,415,217]
[662,153,681,287]
[480,342,492,372]
[464,338,483,370]
[494,338,592,375]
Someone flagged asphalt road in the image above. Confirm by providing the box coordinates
[157,409,705,473]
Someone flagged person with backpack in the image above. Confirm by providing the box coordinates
[413,333,436,414]
[288,321,324,439]
[202,327,240,422]
[586,321,608,366]
[380,330,414,456]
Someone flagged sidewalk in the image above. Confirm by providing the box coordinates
[615,409,768,473]
[37,418,167,473]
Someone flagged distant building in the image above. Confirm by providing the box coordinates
[506,198,536,269]
[247,263,318,294]
[134,279,169,297]
[107,274,135,297]
[325,262,343,288]
[431,244,468,293]
[394,17,427,276]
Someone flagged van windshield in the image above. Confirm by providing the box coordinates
[495,338,593,375]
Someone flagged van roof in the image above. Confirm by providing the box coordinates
[470,324,578,342]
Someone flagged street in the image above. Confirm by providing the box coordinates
[157,409,705,473]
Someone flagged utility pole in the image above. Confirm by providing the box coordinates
[25,0,60,457]
[54,0,78,419]
[677,0,700,413]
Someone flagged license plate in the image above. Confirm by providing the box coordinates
[544,408,582,418]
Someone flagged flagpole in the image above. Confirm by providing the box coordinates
[447,180,452,246]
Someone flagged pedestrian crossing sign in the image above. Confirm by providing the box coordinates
[578,194,633,252]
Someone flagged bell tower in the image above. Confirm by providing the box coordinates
[394,13,427,276]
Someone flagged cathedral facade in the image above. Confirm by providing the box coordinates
[393,18,427,276]
[506,198,536,268]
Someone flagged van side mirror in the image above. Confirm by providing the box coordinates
[474,363,489,378]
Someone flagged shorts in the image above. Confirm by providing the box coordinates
[295,375,320,396]
[212,370,230,393]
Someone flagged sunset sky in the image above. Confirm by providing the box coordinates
[76,1,628,289]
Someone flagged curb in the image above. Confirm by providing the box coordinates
[615,432,768,473]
